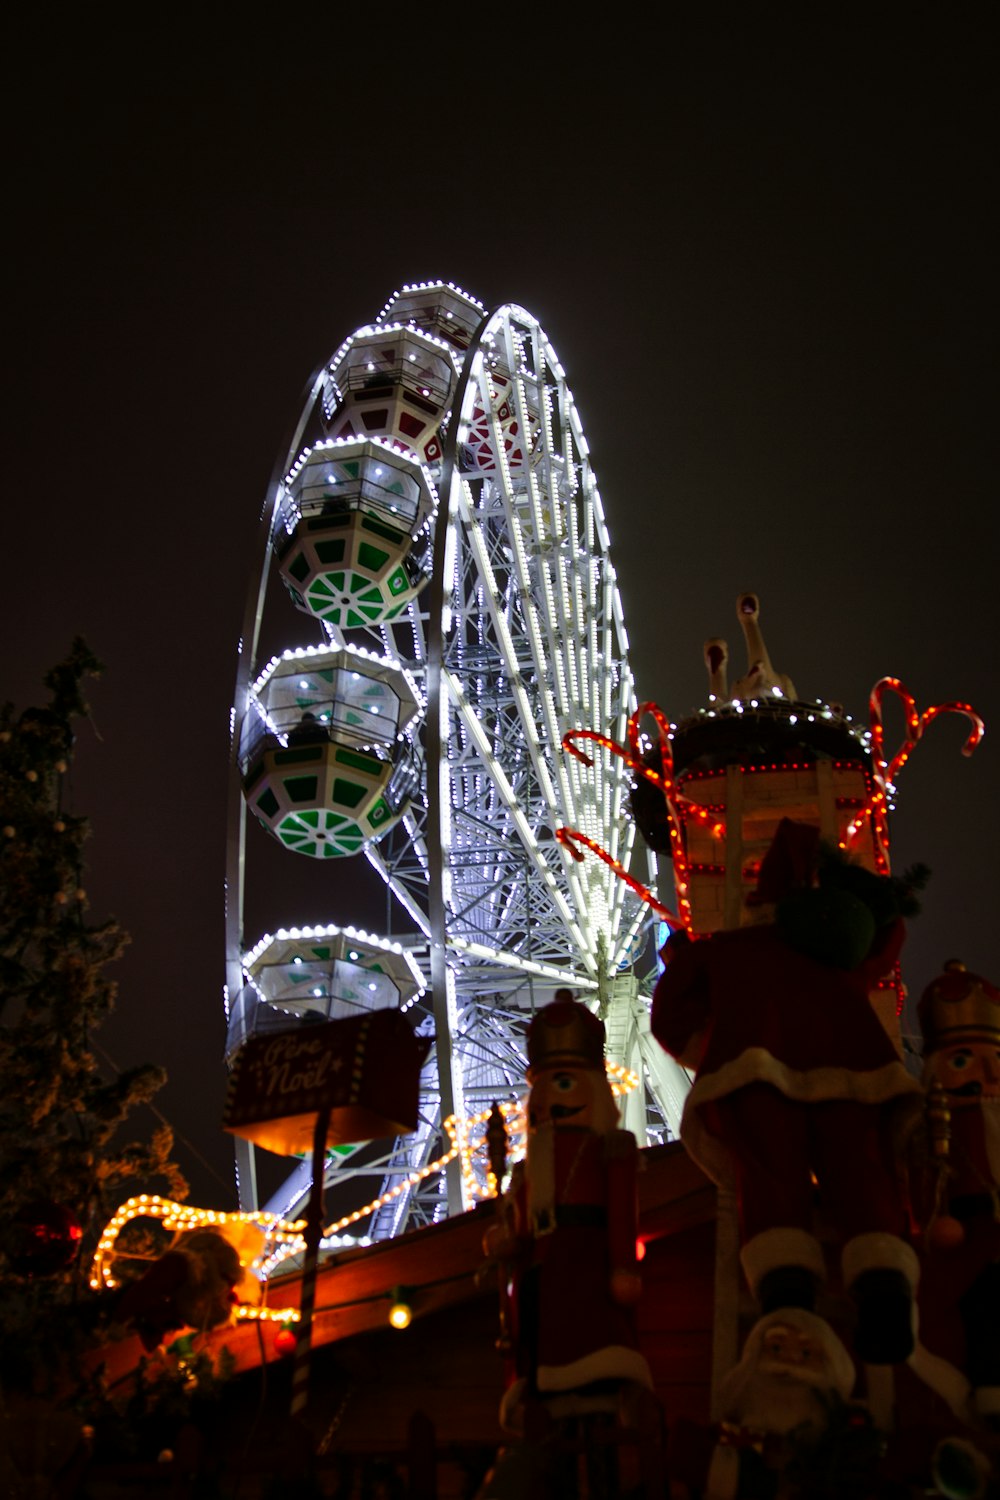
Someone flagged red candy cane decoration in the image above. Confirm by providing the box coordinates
[852,677,985,867]
[559,701,725,933]
[560,681,983,942]
[555,827,681,926]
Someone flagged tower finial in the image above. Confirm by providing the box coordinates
[704,638,729,698]
[730,593,797,701]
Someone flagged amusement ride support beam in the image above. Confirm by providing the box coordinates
[421,311,493,1218]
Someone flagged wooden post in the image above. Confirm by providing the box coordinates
[291,1104,331,1421]
[723,765,745,930]
[710,1184,742,1420]
[407,1410,437,1500]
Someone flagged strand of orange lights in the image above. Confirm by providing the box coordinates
[90,1196,306,1326]
[447,1063,642,1207]
[98,1068,644,1288]
[90,1196,308,1291]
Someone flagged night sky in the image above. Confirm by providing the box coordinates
[3,18,996,1210]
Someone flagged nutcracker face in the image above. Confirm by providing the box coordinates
[528,1066,609,1131]
[928,1040,1000,1102]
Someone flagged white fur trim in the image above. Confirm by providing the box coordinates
[498,1377,527,1435]
[705,1442,741,1500]
[931,1437,993,1494]
[974,1385,1000,1417]
[680,1050,921,1188]
[907,1340,973,1423]
[740,1227,826,1292]
[525,1122,556,1234]
[842,1233,920,1290]
[537,1345,653,1392]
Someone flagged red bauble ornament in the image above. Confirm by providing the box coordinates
[6,1200,83,1276]
[274,1326,298,1357]
[927,1214,966,1251]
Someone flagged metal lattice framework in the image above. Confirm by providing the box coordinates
[225,286,690,1241]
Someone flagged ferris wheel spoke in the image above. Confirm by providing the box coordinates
[447,519,600,943]
[448,935,594,992]
[442,671,580,917]
[450,325,641,960]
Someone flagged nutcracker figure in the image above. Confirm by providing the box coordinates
[484,992,652,1430]
[915,960,1000,1427]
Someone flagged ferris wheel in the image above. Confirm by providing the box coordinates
[224,283,689,1239]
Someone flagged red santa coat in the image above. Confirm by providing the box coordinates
[651,922,920,1199]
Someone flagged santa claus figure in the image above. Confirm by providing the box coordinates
[915,960,1000,1428]
[116,1223,263,1350]
[651,819,923,1365]
[669,1308,860,1499]
[484,993,651,1431]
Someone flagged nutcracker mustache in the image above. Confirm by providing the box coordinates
[937,1093,1000,1184]
[984,1099,1000,1186]
[528,1104,583,1126]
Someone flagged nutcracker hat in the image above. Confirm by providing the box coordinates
[526,991,606,1080]
[918,959,1000,1054]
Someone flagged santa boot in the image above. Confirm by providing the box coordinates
[842,1234,918,1365]
[741,1228,825,1313]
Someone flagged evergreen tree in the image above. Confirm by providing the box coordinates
[0,641,185,1365]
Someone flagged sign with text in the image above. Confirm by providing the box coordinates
[223,1010,430,1157]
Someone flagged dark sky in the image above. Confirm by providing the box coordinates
[3,18,996,1208]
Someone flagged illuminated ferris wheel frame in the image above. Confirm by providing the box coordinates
[225,288,687,1237]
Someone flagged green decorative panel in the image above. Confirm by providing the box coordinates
[243,736,399,861]
[278,510,427,628]
[315,538,346,564]
[274,746,323,767]
[361,514,407,545]
[275,808,366,857]
[332,777,367,809]
[334,747,382,774]
[357,541,391,571]
[284,775,319,803]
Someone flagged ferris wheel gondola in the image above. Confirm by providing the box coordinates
[225,283,684,1238]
